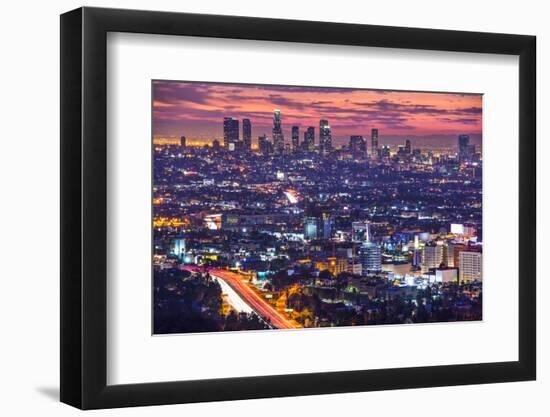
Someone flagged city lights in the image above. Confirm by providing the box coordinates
[152,81,483,335]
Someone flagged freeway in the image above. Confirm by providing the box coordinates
[182,266,297,330]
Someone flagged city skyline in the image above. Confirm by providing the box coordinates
[153,80,483,334]
[153,80,482,147]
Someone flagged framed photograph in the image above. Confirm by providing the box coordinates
[60,6,536,409]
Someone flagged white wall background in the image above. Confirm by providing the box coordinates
[0,0,546,415]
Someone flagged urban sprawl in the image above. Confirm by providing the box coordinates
[153,109,482,334]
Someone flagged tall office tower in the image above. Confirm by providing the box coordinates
[421,243,444,272]
[319,119,332,155]
[404,139,411,154]
[223,117,239,150]
[358,136,367,155]
[380,144,391,159]
[371,128,379,159]
[349,135,366,157]
[303,127,315,151]
[458,134,470,162]
[272,109,284,154]
[321,213,333,240]
[291,126,300,153]
[359,222,381,276]
[180,135,187,148]
[349,136,356,153]
[412,235,422,268]
[466,144,476,161]
[242,118,251,151]
[360,245,382,275]
[258,134,272,156]
[304,216,320,241]
[212,139,220,151]
[459,251,482,282]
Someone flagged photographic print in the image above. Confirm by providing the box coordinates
[152,80,483,335]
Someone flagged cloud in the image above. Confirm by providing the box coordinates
[352,99,482,118]
[437,117,480,125]
[152,81,482,138]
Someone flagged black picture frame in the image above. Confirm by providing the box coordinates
[60,6,536,410]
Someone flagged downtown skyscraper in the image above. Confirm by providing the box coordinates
[272,109,284,154]
[303,127,315,151]
[153,80,484,334]
[458,134,474,162]
[291,126,299,153]
[319,119,332,155]
[242,118,251,151]
[223,117,239,150]
[258,134,271,156]
[404,138,411,154]
[371,128,379,159]
[349,135,366,157]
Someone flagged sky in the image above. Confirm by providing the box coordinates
[152,80,482,148]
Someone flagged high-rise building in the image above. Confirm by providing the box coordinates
[459,251,482,282]
[458,134,470,162]
[304,216,319,241]
[421,243,444,272]
[349,135,366,157]
[272,109,284,154]
[258,134,272,156]
[371,128,379,159]
[442,243,450,267]
[319,119,332,155]
[412,235,422,268]
[212,139,220,151]
[223,117,239,149]
[451,243,481,269]
[364,243,382,273]
[321,213,333,240]
[273,109,281,130]
[242,118,251,151]
[360,243,381,276]
[180,135,186,147]
[359,221,381,275]
[404,139,411,154]
[291,126,299,153]
[303,127,315,151]
[466,144,476,161]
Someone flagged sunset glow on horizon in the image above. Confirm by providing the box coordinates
[152,80,482,146]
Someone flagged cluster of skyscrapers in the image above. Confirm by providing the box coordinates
[153,104,482,332]
[222,110,394,159]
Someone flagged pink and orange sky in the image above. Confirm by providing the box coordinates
[152,80,482,147]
